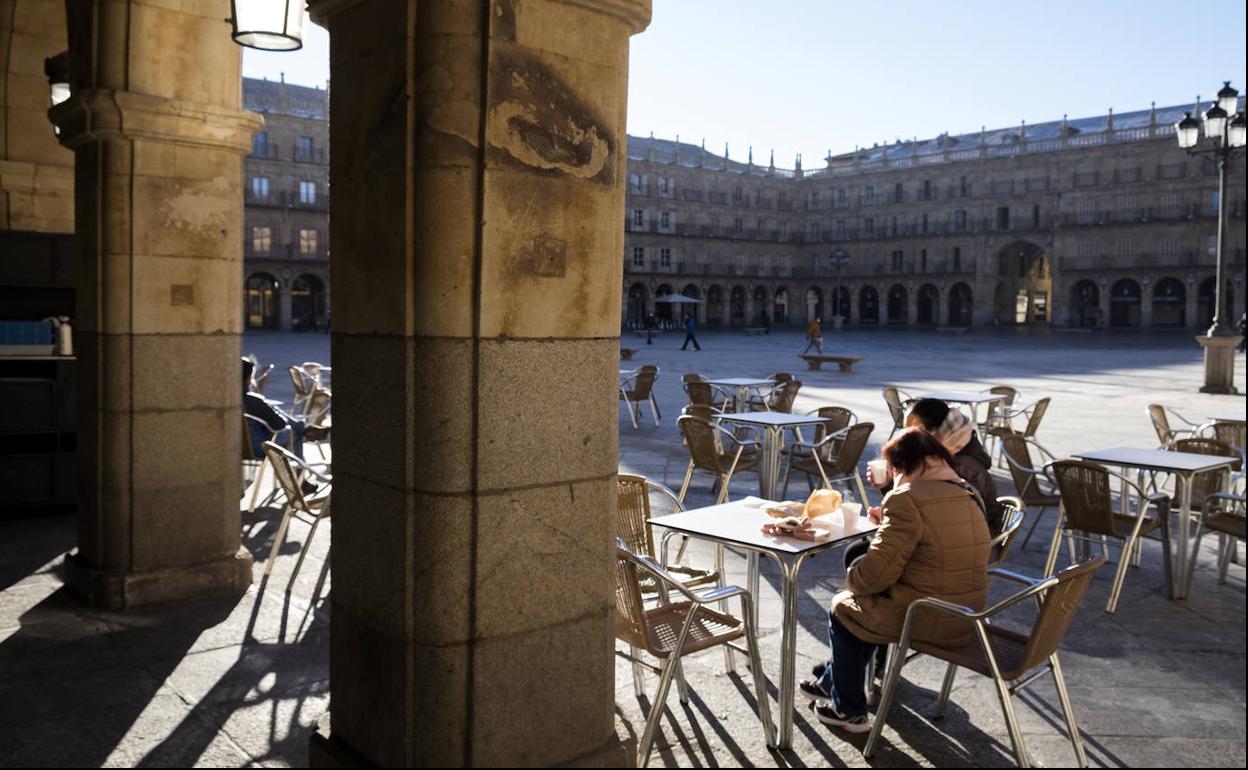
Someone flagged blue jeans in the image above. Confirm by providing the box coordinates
[817,613,879,717]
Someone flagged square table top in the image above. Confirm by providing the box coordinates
[921,391,1005,406]
[1072,447,1238,474]
[650,499,879,555]
[719,411,828,428]
[707,377,775,387]
[1207,410,1246,424]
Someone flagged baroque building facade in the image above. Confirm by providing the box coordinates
[242,76,330,331]
[623,99,1247,331]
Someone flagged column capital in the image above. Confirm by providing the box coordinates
[52,89,263,154]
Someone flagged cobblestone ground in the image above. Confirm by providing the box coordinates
[0,328,1242,767]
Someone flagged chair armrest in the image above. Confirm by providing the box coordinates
[630,553,714,605]
[986,566,1042,586]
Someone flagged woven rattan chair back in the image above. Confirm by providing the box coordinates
[253,364,273,394]
[263,441,309,513]
[684,380,717,406]
[305,389,332,427]
[810,406,855,444]
[1147,404,1173,446]
[830,422,874,475]
[678,415,723,472]
[1016,555,1106,673]
[1173,438,1236,502]
[613,547,651,651]
[773,372,794,384]
[629,369,657,400]
[681,373,704,385]
[769,380,801,413]
[288,366,311,398]
[1021,397,1051,437]
[882,387,907,432]
[988,385,1018,408]
[1208,422,1245,452]
[682,404,719,422]
[1000,434,1037,498]
[1049,460,1119,536]
[990,496,1027,567]
[616,474,655,557]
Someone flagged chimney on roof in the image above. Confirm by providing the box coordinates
[674,134,680,165]
[698,138,705,168]
[1106,108,1114,131]
[769,148,775,171]
[648,131,655,162]
[1149,101,1157,127]
[979,126,986,147]
[747,146,753,173]
[280,72,285,83]
[1061,113,1068,137]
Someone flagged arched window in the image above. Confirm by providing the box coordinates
[291,274,327,331]
[1109,279,1141,327]
[245,273,280,329]
[859,286,879,324]
[1151,278,1185,327]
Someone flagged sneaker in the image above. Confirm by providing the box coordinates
[798,679,830,703]
[814,703,872,734]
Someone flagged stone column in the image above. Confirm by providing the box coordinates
[1098,282,1112,328]
[1140,283,1154,328]
[1184,281,1200,330]
[52,0,261,609]
[308,0,649,766]
[936,286,949,326]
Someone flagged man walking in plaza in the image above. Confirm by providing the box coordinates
[804,316,823,354]
[680,313,701,351]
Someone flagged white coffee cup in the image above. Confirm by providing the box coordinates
[840,502,862,532]
[867,458,889,484]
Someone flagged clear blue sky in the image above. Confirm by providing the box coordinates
[244,0,1246,166]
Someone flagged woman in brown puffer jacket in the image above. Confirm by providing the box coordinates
[800,428,991,734]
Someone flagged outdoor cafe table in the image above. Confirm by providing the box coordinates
[1071,446,1238,599]
[650,500,879,750]
[706,377,774,411]
[718,411,828,500]
[921,390,1006,425]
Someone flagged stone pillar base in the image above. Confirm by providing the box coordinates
[64,547,253,610]
[308,712,637,768]
[1196,335,1241,395]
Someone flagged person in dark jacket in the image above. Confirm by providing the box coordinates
[680,313,701,351]
[902,398,1003,534]
[242,358,327,460]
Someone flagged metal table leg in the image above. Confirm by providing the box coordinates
[1175,472,1194,599]
[771,551,810,750]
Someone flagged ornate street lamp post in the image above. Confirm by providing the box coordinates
[1175,82,1246,394]
[828,249,850,330]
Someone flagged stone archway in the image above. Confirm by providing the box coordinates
[245,272,281,329]
[626,282,649,326]
[995,240,1052,325]
[886,284,908,325]
[291,273,327,331]
[1151,277,1186,327]
[859,285,879,324]
[805,286,823,324]
[948,282,973,326]
[729,285,747,325]
[706,284,726,326]
[1110,278,1142,327]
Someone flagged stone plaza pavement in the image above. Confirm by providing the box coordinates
[0,328,1243,767]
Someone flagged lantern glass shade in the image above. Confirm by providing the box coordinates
[1175,112,1200,149]
[1203,103,1228,140]
[1230,113,1247,149]
[49,82,70,107]
[230,0,305,51]
[1216,81,1239,115]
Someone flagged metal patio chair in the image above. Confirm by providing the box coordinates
[781,421,874,505]
[882,386,914,438]
[287,365,315,417]
[261,441,333,594]
[684,379,734,412]
[999,434,1064,550]
[864,555,1107,769]
[1044,460,1172,613]
[980,385,1019,460]
[675,415,759,505]
[990,496,1027,568]
[1147,404,1201,449]
[614,542,775,767]
[1198,422,1245,477]
[1186,492,1246,588]
[791,405,857,445]
[986,398,1051,469]
[620,368,661,430]
[616,474,722,594]
[748,378,801,413]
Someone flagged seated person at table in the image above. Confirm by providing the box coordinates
[242,358,327,461]
[869,398,1003,535]
[800,428,991,733]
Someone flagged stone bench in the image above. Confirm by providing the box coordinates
[619,347,639,360]
[799,354,862,373]
[742,327,769,336]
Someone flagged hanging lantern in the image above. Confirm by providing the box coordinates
[44,52,70,107]
[229,0,306,51]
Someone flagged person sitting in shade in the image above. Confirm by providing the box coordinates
[803,317,823,354]
[242,357,327,461]
[800,428,991,733]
